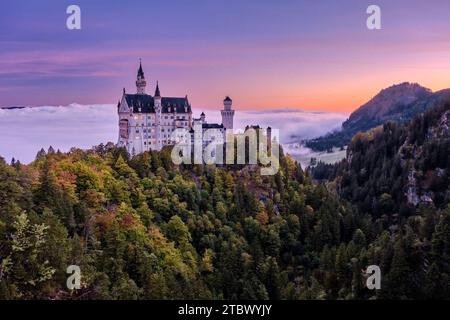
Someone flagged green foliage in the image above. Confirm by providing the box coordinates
[1,212,55,298]
[0,102,449,301]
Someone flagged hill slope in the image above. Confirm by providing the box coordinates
[339,100,450,215]
[311,100,450,213]
[306,83,450,151]
[1,130,449,299]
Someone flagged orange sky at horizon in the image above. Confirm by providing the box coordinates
[3,0,450,113]
[181,74,450,114]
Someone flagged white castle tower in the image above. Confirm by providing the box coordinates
[117,60,193,155]
[136,59,146,94]
[221,96,235,129]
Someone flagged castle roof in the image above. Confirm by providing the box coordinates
[123,94,191,113]
[137,60,144,78]
[154,81,161,97]
[189,123,224,133]
[202,123,224,129]
[224,96,232,102]
[245,125,261,131]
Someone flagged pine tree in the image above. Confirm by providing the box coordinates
[2,213,55,298]
[430,209,450,296]
[335,244,349,286]
[35,148,46,160]
[385,238,412,299]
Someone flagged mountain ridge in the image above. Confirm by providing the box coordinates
[306,82,450,151]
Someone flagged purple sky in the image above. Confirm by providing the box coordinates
[1,0,450,111]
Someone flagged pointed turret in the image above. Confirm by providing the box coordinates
[154,81,161,97]
[154,81,162,113]
[137,59,144,78]
[136,59,147,94]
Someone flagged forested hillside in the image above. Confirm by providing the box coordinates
[1,122,449,299]
[315,100,450,216]
[311,101,450,298]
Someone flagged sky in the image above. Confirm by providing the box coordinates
[1,0,450,111]
[0,105,347,163]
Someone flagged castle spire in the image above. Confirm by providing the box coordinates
[136,59,147,94]
[138,58,144,78]
[154,81,161,97]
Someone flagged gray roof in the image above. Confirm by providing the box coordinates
[189,123,224,132]
[137,61,144,78]
[123,94,191,113]
[154,82,161,97]
[203,123,224,129]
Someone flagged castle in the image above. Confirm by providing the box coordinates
[117,61,235,155]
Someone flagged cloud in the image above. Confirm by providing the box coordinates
[200,108,348,143]
[0,104,347,164]
[0,104,117,164]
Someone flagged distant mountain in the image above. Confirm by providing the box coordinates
[306,82,450,151]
